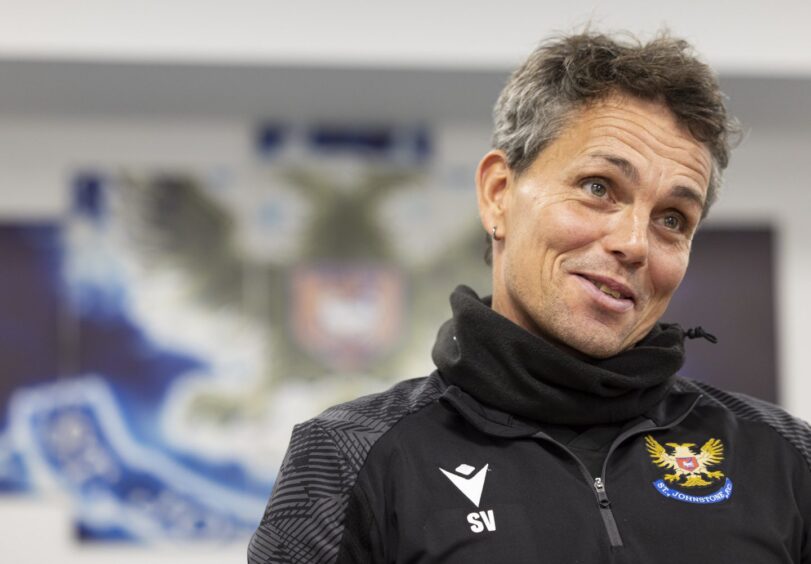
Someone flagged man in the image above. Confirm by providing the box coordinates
[249,32,811,563]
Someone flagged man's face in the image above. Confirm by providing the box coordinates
[480,95,712,358]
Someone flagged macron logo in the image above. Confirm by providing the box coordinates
[439,463,496,534]
[439,463,489,507]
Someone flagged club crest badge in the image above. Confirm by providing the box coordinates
[644,435,733,504]
[290,263,404,371]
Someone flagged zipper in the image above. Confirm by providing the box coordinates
[531,434,626,548]
[593,476,622,547]
[532,394,702,550]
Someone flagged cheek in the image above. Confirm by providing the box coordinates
[533,203,603,253]
[650,250,690,299]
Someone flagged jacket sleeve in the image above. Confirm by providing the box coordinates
[800,423,811,564]
[248,419,357,564]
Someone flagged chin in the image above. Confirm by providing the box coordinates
[549,325,629,359]
[577,341,625,359]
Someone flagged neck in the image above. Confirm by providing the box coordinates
[490,291,601,363]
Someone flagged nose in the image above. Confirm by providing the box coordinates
[602,208,649,267]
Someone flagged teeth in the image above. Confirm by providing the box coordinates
[597,283,622,299]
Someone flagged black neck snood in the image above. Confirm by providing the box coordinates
[431,285,687,425]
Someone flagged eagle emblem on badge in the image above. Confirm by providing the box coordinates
[645,435,725,487]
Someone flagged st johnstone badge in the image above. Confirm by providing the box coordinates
[645,434,733,504]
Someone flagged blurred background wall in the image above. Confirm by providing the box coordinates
[0,1,809,562]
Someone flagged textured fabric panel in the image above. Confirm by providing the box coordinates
[683,378,811,471]
[319,376,445,468]
[248,374,445,564]
[247,421,348,564]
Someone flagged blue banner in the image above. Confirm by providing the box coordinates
[653,478,733,504]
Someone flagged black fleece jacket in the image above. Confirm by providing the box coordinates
[248,288,811,563]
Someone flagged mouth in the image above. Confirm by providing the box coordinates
[574,273,637,312]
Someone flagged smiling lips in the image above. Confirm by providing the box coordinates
[574,273,637,313]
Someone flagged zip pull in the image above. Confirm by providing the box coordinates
[593,477,623,547]
[593,477,610,508]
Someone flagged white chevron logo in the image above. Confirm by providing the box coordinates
[439,463,489,507]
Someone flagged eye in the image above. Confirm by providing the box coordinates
[662,213,685,232]
[581,178,608,198]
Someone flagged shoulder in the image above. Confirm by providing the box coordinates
[675,377,811,470]
[248,374,446,564]
[318,372,446,427]
[295,372,447,470]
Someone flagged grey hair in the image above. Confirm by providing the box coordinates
[486,31,739,264]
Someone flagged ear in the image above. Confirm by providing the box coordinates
[476,150,513,236]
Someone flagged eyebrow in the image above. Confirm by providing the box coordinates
[589,153,639,183]
[586,152,706,211]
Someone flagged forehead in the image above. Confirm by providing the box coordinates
[542,95,713,189]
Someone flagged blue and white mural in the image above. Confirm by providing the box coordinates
[0,125,489,543]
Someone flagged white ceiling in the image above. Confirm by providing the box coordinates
[1,0,811,75]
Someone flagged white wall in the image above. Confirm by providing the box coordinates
[709,126,811,423]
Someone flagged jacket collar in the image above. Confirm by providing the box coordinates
[432,286,689,425]
[439,381,701,439]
